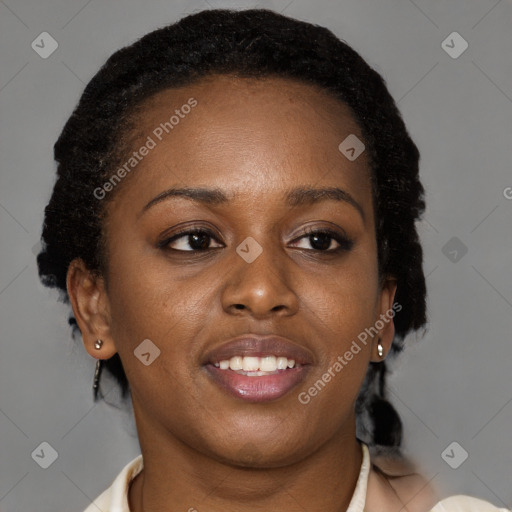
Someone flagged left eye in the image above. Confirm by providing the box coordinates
[290,229,354,252]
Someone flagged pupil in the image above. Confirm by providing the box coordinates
[190,233,210,250]
[311,233,331,251]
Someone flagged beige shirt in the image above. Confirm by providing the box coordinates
[83,444,510,512]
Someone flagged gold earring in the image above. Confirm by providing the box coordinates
[94,339,103,350]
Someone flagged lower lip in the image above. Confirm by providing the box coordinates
[204,364,310,403]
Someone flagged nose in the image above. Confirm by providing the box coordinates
[221,240,299,319]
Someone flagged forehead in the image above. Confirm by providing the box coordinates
[135,74,366,148]
[111,74,373,218]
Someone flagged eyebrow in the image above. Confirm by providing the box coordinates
[140,185,365,222]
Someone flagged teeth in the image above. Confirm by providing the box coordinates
[242,356,260,371]
[216,355,297,372]
[229,356,243,371]
[260,356,277,372]
[276,356,288,370]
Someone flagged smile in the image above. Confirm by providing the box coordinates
[203,336,313,403]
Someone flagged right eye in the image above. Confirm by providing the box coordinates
[158,228,224,252]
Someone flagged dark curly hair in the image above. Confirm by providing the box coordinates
[37,8,427,453]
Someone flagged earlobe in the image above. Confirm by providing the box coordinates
[371,276,398,362]
[66,258,117,359]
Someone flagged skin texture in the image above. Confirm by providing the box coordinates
[67,75,401,512]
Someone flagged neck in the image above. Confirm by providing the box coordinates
[128,405,363,512]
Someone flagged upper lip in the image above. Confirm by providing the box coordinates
[202,335,314,366]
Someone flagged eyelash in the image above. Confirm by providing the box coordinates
[158,226,354,254]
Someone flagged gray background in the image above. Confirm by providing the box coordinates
[1,0,511,511]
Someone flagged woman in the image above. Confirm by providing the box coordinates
[37,8,509,512]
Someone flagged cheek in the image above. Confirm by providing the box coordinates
[104,249,217,377]
[105,238,202,326]
[297,278,376,428]
[104,266,203,414]
[302,250,379,336]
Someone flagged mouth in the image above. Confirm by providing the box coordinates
[202,336,313,403]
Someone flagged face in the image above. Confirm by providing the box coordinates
[70,75,397,467]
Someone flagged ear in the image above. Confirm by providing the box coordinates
[66,258,117,360]
[370,275,398,362]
